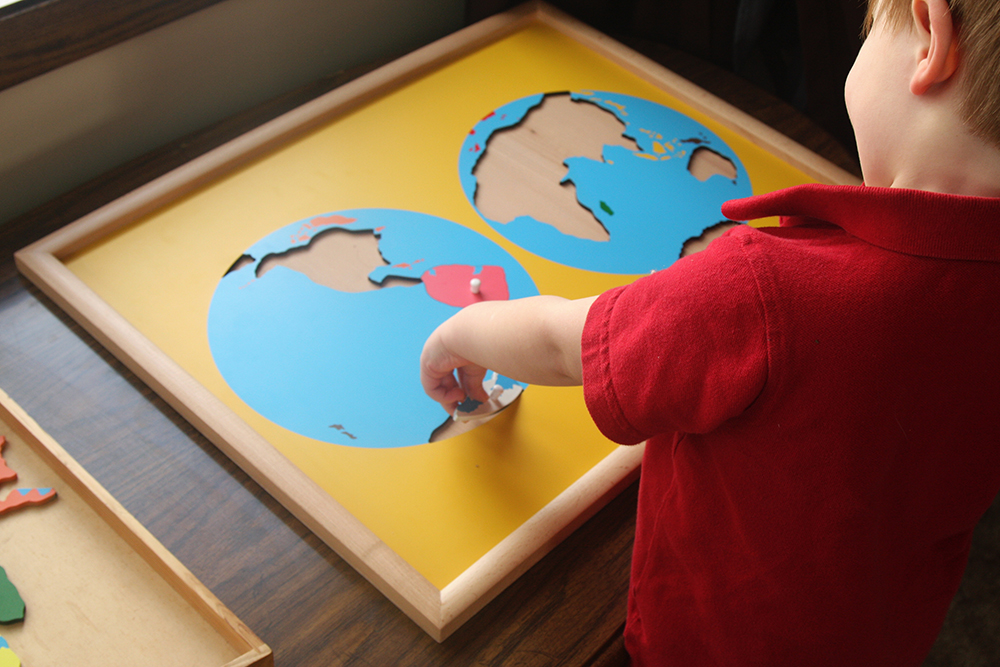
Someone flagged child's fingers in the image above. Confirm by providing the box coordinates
[457,365,490,403]
[419,323,490,412]
[421,364,459,401]
[421,362,492,414]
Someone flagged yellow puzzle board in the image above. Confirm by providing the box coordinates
[65,21,813,589]
[18,3,854,641]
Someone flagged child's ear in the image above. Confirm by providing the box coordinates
[910,0,960,95]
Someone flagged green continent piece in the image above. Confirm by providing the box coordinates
[0,568,24,624]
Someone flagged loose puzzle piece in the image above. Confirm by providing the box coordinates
[0,438,17,484]
[0,487,56,515]
[0,638,20,667]
[0,568,24,625]
[0,432,59,665]
[0,434,58,517]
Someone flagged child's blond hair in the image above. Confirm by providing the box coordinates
[865,0,1000,149]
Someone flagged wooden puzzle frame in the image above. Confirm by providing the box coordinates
[0,388,271,666]
[15,1,857,641]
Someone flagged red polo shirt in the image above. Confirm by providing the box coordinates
[582,184,1000,666]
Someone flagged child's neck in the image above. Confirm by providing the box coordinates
[880,103,1000,198]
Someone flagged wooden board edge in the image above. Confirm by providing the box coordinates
[532,2,860,186]
[13,246,448,637]
[436,443,644,640]
[222,646,275,667]
[0,386,273,666]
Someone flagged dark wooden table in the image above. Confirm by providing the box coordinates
[19,32,997,667]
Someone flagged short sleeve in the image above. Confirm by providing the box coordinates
[581,229,770,444]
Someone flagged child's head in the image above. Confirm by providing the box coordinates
[863,0,1000,150]
[845,0,1000,192]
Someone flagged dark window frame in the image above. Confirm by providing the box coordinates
[0,0,226,93]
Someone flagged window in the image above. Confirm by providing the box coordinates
[0,0,225,92]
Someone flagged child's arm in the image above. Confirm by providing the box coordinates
[420,295,597,413]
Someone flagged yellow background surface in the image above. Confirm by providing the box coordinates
[66,24,815,588]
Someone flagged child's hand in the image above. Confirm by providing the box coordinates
[420,296,594,415]
[420,326,491,414]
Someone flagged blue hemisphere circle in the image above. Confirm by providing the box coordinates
[207,209,538,448]
[458,90,752,275]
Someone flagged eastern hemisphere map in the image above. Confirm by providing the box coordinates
[460,90,752,274]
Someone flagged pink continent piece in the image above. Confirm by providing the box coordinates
[308,214,357,228]
[290,214,358,243]
[422,265,509,308]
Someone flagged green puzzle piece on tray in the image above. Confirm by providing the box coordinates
[0,568,24,624]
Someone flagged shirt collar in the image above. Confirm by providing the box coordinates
[721,183,1000,262]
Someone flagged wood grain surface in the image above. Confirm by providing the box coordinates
[0,0,225,93]
[0,23,882,667]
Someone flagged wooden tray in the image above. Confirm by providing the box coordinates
[0,388,271,666]
[15,1,857,641]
